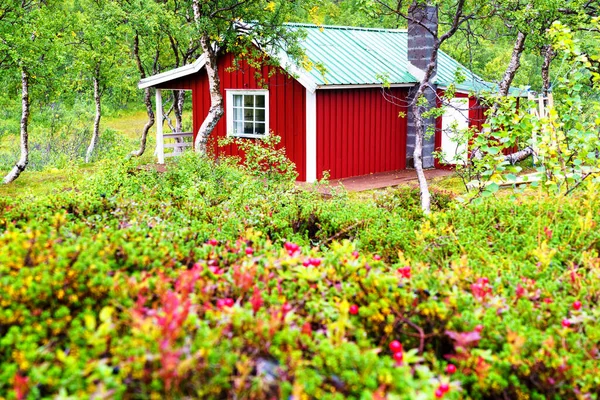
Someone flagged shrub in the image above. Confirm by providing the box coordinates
[0,156,599,399]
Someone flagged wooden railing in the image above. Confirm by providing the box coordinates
[162,132,193,158]
[155,89,193,164]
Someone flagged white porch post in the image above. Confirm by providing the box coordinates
[305,89,317,183]
[156,89,165,164]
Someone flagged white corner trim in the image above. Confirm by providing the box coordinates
[225,89,270,138]
[305,89,317,182]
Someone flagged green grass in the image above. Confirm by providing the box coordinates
[0,166,96,199]
[1,109,467,200]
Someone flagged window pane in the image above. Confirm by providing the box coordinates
[244,95,254,107]
[233,95,243,107]
[255,123,266,135]
[233,107,243,121]
[244,108,254,121]
[244,122,254,134]
[255,95,265,108]
[233,121,243,133]
[255,109,265,123]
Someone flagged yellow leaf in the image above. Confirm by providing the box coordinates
[99,306,114,322]
[84,314,96,331]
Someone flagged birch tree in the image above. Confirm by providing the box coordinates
[1,0,56,183]
[190,0,305,153]
[69,0,130,163]
[373,0,488,213]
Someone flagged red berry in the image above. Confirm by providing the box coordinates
[373,254,381,261]
[245,247,253,255]
[543,297,553,304]
[208,238,218,246]
[389,340,403,353]
[352,250,359,259]
[216,299,226,309]
[309,258,321,266]
[446,364,457,374]
[398,266,411,279]
[434,388,444,398]
[481,277,489,285]
[439,383,450,393]
[573,300,582,311]
[349,304,359,315]
[474,324,484,333]
[302,259,310,267]
[393,351,403,362]
[224,298,234,307]
[562,319,571,328]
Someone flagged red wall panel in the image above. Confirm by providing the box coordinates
[159,53,307,181]
[316,88,408,180]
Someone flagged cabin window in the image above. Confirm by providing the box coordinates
[226,90,269,138]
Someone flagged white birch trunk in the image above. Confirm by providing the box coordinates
[413,104,432,213]
[192,0,224,153]
[3,69,30,184]
[193,33,224,154]
[498,31,527,98]
[85,73,101,163]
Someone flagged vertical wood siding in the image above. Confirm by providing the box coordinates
[316,88,408,180]
[159,53,307,181]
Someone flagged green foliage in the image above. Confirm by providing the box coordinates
[219,134,298,187]
[1,156,599,398]
[461,17,600,199]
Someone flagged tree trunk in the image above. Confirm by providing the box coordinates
[471,31,528,161]
[175,90,185,132]
[130,87,154,157]
[85,72,101,163]
[498,31,527,97]
[541,45,555,97]
[413,104,432,213]
[193,33,224,153]
[173,90,185,153]
[130,34,154,157]
[192,0,224,153]
[505,146,535,165]
[3,68,30,184]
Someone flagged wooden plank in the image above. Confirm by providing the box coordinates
[163,132,193,139]
[164,142,192,149]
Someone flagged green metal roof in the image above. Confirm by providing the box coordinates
[288,24,494,93]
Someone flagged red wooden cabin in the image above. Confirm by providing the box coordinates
[139,23,508,182]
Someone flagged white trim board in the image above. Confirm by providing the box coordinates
[225,89,270,139]
[138,55,207,89]
[305,89,317,183]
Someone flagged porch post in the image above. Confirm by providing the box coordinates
[156,89,164,164]
[306,89,317,183]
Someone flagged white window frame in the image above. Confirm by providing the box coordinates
[226,89,270,139]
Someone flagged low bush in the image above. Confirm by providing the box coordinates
[0,154,599,399]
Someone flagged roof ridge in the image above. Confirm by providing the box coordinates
[285,23,407,33]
